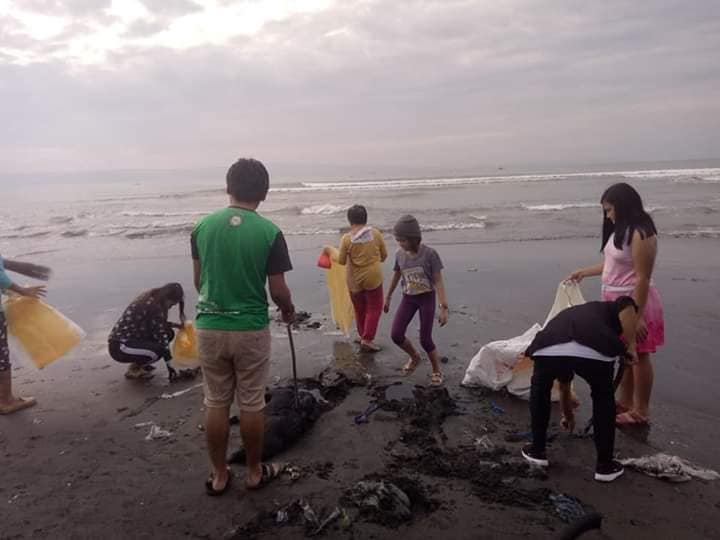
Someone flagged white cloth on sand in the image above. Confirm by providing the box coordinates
[620,453,720,483]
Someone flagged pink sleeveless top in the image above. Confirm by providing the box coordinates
[602,233,636,290]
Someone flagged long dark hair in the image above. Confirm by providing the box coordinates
[135,283,186,322]
[600,183,657,251]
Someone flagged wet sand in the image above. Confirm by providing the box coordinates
[2,236,720,539]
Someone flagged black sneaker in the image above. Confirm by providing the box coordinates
[595,460,624,482]
[521,444,549,467]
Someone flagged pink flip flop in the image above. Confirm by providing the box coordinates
[616,411,649,426]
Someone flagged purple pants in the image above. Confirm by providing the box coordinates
[391,292,436,353]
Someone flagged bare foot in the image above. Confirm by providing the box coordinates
[0,396,37,415]
[360,340,381,352]
[401,355,421,375]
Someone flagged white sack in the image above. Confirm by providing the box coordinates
[462,282,586,397]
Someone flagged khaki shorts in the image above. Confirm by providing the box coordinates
[197,327,271,412]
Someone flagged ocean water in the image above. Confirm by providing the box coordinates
[2,162,720,262]
[1,161,720,406]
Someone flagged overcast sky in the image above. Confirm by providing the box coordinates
[1,0,719,175]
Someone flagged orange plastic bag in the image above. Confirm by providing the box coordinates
[171,322,198,366]
[3,296,85,369]
[317,252,332,269]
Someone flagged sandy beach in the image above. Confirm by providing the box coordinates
[2,235,719,539]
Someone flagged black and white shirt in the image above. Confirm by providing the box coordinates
[109,298,173,346]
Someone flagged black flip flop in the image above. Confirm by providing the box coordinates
[205,468,232,496]
[246,463,285,491]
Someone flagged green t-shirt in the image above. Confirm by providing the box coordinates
[191,207,292,331]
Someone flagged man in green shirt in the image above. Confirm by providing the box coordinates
[192,158,295,496]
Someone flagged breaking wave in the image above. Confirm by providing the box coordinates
[300,204,349,216]
[522,203,597,211]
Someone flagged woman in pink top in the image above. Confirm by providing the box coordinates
[568,183,664,425]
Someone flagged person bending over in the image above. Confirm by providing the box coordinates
[108,282,185,380]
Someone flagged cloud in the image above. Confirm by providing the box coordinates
[0,0,718,174]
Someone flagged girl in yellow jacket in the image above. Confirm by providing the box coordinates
[325,205,387,352]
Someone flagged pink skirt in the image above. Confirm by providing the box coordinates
[602,285,665,354]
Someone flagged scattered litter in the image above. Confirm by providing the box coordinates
[490,401,505,415]
[160,383,203,399]
[285,465,302,482]
[276,509,289,525]
[338,508,352,530]
[345,480,412,525]
[144,424,172,441]
[440,356,449,364]
[474,435,495,450]
[323,331,345,336]
[299,499,319,529]
[32,418,42,425]
[133,421,154,428]
[549,493,586,523]
[354,403,380,425]
[268,498,344,536]
[620,453,720,482]
[310,506,342,536]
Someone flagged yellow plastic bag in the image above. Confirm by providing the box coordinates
[3,296,85,369]
[171,322,198,366]
[325,247,355,335]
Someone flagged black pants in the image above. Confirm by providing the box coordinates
[530,355,615,465]
[108,339,171,366]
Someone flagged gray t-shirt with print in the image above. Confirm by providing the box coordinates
[393,244,443,295]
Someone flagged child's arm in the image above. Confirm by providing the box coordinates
[7,283,47,298]
[558,381,575,432]
[322,244,344,265]
[1,266,46,298]
[433,271,449,326]
[3,259,52,281]
[384,270,401,313]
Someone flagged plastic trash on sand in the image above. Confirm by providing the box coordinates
[171,322,198,366]
[620,453,720,482]
[462,282,585,400]
[462,324,541,391]
[144,424,172,441]
[323,247,354,335]
[3,295,85,369]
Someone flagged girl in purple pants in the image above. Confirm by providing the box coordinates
[384,215,449,386]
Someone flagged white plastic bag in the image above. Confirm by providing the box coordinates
[543,281,586,327]
[462,282,585,398]
[461,324,541,390]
